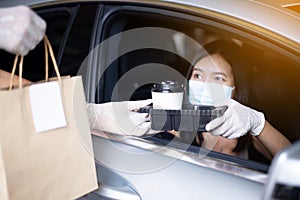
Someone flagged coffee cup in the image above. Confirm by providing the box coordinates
[151,81,184,110]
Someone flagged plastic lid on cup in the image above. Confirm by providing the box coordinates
[152,81,184,93]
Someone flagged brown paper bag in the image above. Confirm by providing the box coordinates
[0,146,9,200]
[0,36,98,200]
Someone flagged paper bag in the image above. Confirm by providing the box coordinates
[0,146,9,200]
[0,36,98,200]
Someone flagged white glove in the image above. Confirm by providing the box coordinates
[87,99,159,136]
[205,99,265,139]
[0,6,46,55]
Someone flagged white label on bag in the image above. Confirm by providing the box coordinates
[29,82,67,133]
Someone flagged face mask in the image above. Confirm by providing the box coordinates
[188,80,234,106]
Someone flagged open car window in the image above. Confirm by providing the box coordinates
[94,3,300,170]
[0,3,97,82]
[0,5,72,81]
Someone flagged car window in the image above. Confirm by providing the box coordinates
[38,4,97,79]
[0,6,72,81]
[58,4,97,77]
[94,3,300,167]
[0,3,97,82]
[96,8,203,103]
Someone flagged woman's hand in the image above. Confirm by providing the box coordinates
[205,99,265,139]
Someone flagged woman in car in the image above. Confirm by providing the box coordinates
[186,39,290,160]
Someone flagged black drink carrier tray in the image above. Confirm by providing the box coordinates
[139,105,227,133]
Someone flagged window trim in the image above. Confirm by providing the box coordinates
[37,5,80,66]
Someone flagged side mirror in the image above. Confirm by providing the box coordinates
[262,140,300,200]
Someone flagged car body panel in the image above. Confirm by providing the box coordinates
[91,133,266,200]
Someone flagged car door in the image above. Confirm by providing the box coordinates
[80,2,275,200]
[79,2,300,199]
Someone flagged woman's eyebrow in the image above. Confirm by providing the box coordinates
[193,67,202,72]
[194,68,228,78]
[212,72,228,78]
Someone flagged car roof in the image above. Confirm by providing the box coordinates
[1,0,300,51]
[166,0,300,47]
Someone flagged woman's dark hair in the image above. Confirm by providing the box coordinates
[185,39,249,105]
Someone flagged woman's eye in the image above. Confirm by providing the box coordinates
[213,76,226,82]
[193,74,203,80]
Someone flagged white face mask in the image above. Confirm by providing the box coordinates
[188,80,235,106]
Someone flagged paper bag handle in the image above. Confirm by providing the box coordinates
[9,35,61,90]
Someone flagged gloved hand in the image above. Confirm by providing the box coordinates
[205,99,265,139]
[0,6,46,55]
[87,99,159,136]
